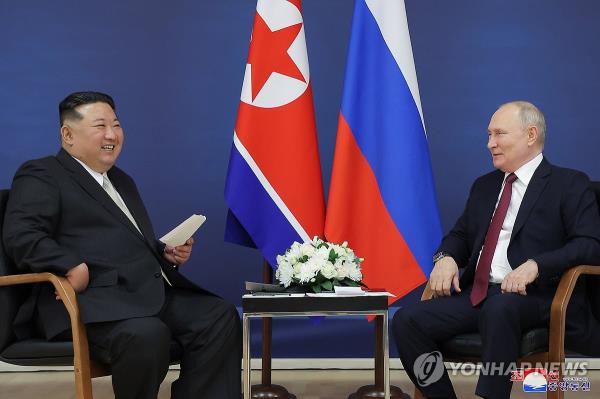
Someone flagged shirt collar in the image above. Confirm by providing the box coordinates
[70,155,104,186]
[509,153,543,186]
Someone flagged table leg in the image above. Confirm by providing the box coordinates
[243,314,251,399]
[383,311,390,399]
[348,313,407,399]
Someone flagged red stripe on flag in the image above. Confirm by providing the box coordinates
[288,0,302,11]
[235,87,325,240]
[325,113,426,302]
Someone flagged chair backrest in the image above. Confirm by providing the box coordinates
[588,182,600,321]
[0,189,30,351]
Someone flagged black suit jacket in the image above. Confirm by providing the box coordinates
[438,158,600,299]
[3,149,209,339]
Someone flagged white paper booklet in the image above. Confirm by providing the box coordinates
[334,286,365,296]
[306,289,396,298]
[159,214,206,247]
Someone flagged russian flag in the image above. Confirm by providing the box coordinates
[325,0,442,302]
[225,0,325,267]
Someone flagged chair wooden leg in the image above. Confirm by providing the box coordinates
[73,345,94,399]
[546,384,563,399]
[546,349,564,399]
[71,320,94,399]
[544,357,563,399]
[547,387,563,399]
[74,367,94,399]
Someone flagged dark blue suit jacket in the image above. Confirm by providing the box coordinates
[438,158,600,300]
[3,149,210,339]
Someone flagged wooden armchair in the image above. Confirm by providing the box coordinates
[413,182,600,399]
[413,265,600,399]
[0,189,109,398]
[0,189,181,398]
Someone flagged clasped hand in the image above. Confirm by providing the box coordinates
[500,259,538,295]
[429,257,539,298]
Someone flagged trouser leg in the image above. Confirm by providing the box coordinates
[85,317,172,399]
[392,291,478,399]
[476,286,547,399]
[160,287,242,399]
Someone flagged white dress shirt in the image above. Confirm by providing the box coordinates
[480,153,544,283]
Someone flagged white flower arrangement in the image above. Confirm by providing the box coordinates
[275,237,363,293]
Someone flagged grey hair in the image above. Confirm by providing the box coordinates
[499,101,546,147]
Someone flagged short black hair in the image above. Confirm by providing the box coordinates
[59,91,116,126]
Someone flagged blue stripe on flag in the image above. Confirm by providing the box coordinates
[224,146,303,267]
[340,0,441,276]
[224,210,257,248]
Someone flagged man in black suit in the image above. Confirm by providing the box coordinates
[2,92,241,399]
[392,101,600,399]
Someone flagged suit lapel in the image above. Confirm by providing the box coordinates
[55,149,146,242]
[108,169,158,250]
[511,158,552,239]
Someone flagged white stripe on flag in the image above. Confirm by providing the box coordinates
[232,132,311,243]
[365,0,425,130]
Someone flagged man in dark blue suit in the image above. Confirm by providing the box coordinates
[392,101,600,399]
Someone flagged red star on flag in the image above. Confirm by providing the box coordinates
[247,13,306,101]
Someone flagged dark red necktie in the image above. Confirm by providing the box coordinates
[470,173,517,306]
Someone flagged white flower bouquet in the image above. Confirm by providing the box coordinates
[275,237,364,293]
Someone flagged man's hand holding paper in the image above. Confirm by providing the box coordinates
[164,238,194,266]
[160,214,206,267]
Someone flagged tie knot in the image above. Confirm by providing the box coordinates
[103,172,112,185]
[506,173,517,185]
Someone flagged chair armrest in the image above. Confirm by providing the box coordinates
[420,281,433,301]
[548,265,600,366]
[0,272,83,326]
[0,272,78,316]
[0,272,93,388]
